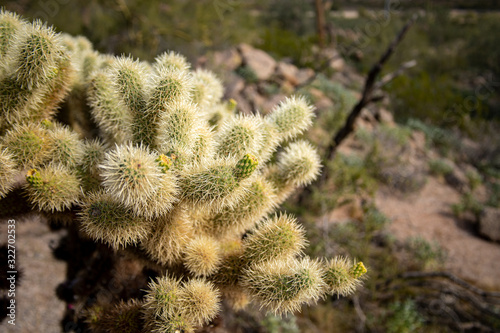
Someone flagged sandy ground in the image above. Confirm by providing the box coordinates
[0,216,66,333]
[376,177,500,290]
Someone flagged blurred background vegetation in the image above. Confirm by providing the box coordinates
[3,1,500,332]
[5,0,499,130]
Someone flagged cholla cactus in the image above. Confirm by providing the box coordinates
[0,10,368,332]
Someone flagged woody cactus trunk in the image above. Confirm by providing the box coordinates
[0,10,367,332]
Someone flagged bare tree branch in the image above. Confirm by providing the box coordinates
[325,16,416,162]
[374,59,417,90]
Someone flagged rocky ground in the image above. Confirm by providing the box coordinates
[0,216,66,333]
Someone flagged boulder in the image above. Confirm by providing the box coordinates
[212,48,242,71]
[238,43,276,81]
[479,207,500,242]
[223,72,245,99]
[276,62,299,85]
[295,68,315,85]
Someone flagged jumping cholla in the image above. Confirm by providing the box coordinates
[0,10,367,332]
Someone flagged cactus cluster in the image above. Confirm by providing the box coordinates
[0,10,367,332]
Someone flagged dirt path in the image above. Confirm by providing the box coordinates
[375,177,500,290]
[0,216,66,333]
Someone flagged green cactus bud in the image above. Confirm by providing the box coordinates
[178,278,221,327]
[142,206,193,265]
[99,143,165,212]
[87,70,133,144]
[242,257,325,315]
[234,153,258,180]
[191,69,223,108]
[350,261,367,279]
[26,168,42,185]
[47,123,84,167]
[157,100,201,162]
[0,148,17,198]
[243,213,306,263]
[24,164,80,212]
[183,235,221,277]
[79,190,152,249]
[277,140,322,187]
[216,115,264,158]
[90,300,144,333]
[2,122,52,168]
[156,154,174,173]
[266,96,314,141]
[153,51,190,72]
[322,256,366,297]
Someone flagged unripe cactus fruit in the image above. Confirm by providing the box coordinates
[24,164,80,212]
[242,257,325,315]
[243,213,307,263]
[79,191,152,249]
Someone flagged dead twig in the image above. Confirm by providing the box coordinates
[325,16,416,163]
